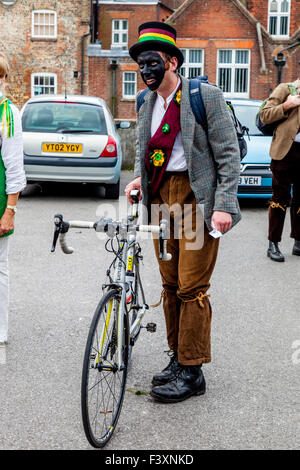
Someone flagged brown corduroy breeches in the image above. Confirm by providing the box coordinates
[151,171,219,366]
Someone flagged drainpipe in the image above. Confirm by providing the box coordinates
[256,22,267,73]
[110,58,119,118]
[157,1,160,21]
[81,31,91,95]
[95,0,99,43]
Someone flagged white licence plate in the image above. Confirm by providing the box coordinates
[239,176,262,186]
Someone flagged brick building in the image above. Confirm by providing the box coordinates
[88,0,300,119]
[1,0,299,118]
[87,0,174,119]
[0,0,90,107]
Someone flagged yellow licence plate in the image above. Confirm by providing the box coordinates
[42,143,82,153]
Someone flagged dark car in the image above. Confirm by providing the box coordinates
[230,99,273,199]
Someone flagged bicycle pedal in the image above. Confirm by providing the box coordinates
[145,322,157,333]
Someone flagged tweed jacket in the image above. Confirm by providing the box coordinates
[260,79,300,160]
[134,75,241,231]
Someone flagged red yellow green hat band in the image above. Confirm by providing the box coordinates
[138,27,176,46]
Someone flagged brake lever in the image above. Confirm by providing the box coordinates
[130,189,140,220]
[51,214,69,252]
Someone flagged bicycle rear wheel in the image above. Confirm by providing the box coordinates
[81,289,129,448]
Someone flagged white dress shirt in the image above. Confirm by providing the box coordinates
[0,93,26,194]
[151,78,187,172]
[294,131,300,143]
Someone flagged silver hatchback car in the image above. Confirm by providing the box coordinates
[21,94,128,198]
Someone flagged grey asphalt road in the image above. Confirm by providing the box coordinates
[0,171,299,450]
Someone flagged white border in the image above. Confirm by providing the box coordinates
[268,0,290,38]
[31,72,57,97]
[217,49,251,99]
[112,18,128,49]
[179,48,205,78]
[122,71,137,99]
[31,10,57,39]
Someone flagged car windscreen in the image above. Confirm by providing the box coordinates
[231,104,263,136]
[22,101,108,134]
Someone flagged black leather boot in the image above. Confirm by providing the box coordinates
[152,351,182,386]
[292,240,300,256]
[267,241,285,262]
[150,365,205,403]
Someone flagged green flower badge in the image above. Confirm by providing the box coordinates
[162,123,170,134]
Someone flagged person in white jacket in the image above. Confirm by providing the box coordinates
[0,54,26,345]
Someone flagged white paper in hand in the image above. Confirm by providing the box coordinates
[209,221,222,239]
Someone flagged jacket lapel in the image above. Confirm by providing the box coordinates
[138,90,156,174]
[180,76,195,169]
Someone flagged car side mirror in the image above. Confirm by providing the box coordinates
[116,121,131,129]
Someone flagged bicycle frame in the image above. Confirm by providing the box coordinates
[109,232,148,371]
[51,199,172,373]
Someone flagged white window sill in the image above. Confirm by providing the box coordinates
[31,36,57,41]
[269,35,290,39]
[223,93,249,99]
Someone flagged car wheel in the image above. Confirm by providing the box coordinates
[105,180,120,200]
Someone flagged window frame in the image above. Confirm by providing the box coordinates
[1,1,17,5]
[112,19,128,50]
[31,73,57,97]
[178,49,204,79]
[122,71,137,100]
[268,0,291,38]
[31,9,57,39]
[217,49,251,99]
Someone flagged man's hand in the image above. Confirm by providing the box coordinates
[0,210,15,236]
[211,211,232,233]
[125,177,142,204]
[283,94,300,112]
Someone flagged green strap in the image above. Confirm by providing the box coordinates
[0,96,14,138]
[0,97,14,237]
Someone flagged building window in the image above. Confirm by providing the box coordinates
[112,19,128,49]
[32,10,57,39]
[179,49,204,78]
[268,0,290,37]
[123,72,136,99]
[1,1,17,5]
[31,73,57,96]
[217,49,250,98]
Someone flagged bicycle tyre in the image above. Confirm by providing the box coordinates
[81,289,129,448]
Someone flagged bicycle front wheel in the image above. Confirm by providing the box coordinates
[81,289,129,448]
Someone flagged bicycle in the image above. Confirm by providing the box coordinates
[51,190,171,448]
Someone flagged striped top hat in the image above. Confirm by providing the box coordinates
[129,22,184,68]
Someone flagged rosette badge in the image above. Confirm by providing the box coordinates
[174,89,181,106]
[150,149,165,167]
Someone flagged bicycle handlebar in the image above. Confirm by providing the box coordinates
[51,215,172,261]
[51,190,171,260]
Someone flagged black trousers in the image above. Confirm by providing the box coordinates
[268,142,300,242]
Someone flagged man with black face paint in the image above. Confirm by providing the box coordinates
[126,22,241,403]
[138,51,166,91]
